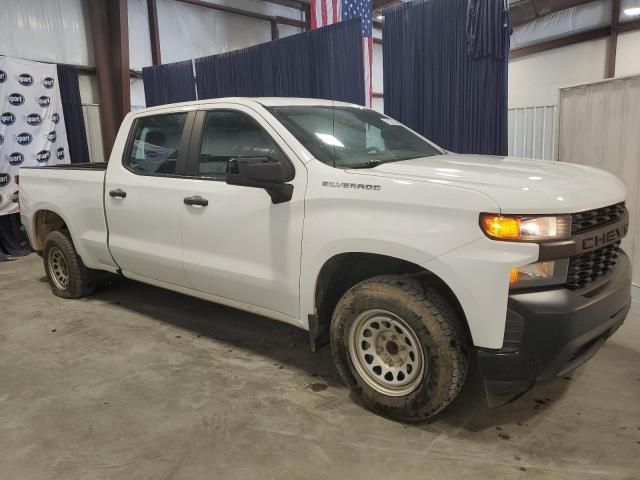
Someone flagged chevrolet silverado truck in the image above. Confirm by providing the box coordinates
[19,98,631,421]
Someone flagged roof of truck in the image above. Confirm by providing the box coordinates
[133,97,364,115]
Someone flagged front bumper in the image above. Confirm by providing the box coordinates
[477,250,632,407]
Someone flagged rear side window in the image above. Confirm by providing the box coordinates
[197,110,291,180]
[126,113,187,175]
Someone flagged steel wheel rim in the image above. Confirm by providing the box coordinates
[48,247,69,290]
[348,309,426,397]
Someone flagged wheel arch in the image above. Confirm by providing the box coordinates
[32,209,69,252]
[309,252,471,352]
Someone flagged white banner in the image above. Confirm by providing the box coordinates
[0,56,70,216]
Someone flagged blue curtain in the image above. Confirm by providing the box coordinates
[383,0,510,155]
[57,64,90,164]
[196,19,364,105]
[142,60,197,107]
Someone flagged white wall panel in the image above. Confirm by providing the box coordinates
[278,25,303,39]
[157,0,272,64]
[129,0,153,69]
[373,42,383,94]
[508,38,608,108]
[130,78,147,109]
[616,30,640,77]
[508,106,557,160]
[82,104,105,164]
[0,0,92,66]
[559,75,640,284]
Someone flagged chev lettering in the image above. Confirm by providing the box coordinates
[582,223,629,251]
[322,181,381,191]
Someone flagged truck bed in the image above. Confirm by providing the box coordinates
[19,164,116,272]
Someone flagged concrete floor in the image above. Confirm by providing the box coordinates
[1,255,639,480]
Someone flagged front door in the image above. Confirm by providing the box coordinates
[180,105,306,319]
[105,110,195,286]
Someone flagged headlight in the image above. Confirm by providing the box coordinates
[509,259,569,290]
[480,214,571,242]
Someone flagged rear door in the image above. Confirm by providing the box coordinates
[179,104,307,319]
[105,110,195,286]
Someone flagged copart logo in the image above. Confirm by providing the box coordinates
[26,113,42,126]
[52,113,60,124]
[47,131,57,143]
[8,93,25,106]
[1,112,16,126]
[56,147,65,161]
[8,152,25,166]
[16,132,33,146]
[37,95,51,107]
[42,77,54,89]
[0,173,10,188]
[36,150,51,163]
[322,181,382,191]
[17,73,34,86]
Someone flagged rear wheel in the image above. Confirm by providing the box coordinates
[43,230,96,299]
[331,275,469,421]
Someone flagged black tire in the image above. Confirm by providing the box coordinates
[43,230,96,299]
[330,275,469,421]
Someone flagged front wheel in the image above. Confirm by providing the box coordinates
[330,275,469,421]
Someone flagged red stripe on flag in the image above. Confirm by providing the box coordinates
[332,1,338,23]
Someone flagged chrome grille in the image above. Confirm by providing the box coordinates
[566,241,621,290]
[571,202,626,235]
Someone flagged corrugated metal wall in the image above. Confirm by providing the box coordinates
[559,75,640,285]
[508,105,558,160]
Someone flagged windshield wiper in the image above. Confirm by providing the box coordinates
[347,159,383,169]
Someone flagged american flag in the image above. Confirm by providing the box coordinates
[311,0,373,107]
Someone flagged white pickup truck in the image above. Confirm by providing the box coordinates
[19,98,631,420]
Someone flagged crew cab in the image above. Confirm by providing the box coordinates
[19,98,631,420]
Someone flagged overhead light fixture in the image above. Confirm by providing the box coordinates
[376,14,384,20]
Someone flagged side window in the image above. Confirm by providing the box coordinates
[126,113,187,175]
[197,110,290,180]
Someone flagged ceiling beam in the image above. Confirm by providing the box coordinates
[606,0,621,78]
[510,0,602,27]
[147,0,161,65]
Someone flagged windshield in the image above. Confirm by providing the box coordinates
[267,106,443,169]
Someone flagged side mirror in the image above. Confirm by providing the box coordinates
[226,157,293,204]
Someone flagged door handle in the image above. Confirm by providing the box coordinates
[184,195,209,207]
[109,189,127,199]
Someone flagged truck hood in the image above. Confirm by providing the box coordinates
[349,154,626,214]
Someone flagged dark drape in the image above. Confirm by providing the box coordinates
[0,214,30,260]
[142,60,197,107]
[195,19,364,105]
[383,0,509,155]
[57,64,90,164]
